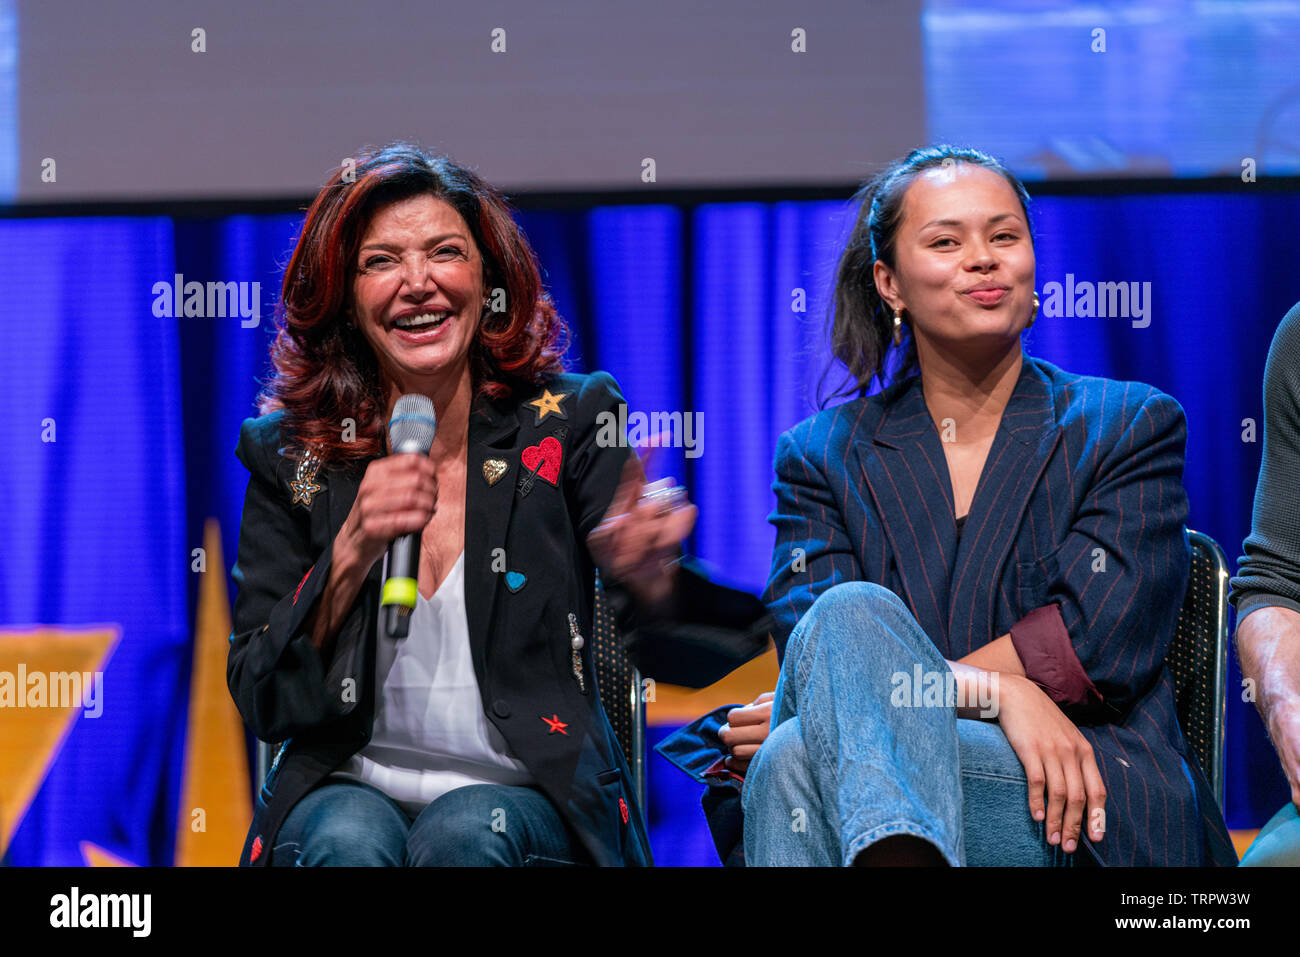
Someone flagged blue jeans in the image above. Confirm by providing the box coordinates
[271,780,589,866]
[743,581,1083,866]
[1240,802,1300,866]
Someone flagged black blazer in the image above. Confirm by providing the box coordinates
[227,370,769,866]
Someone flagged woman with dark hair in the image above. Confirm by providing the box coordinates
[226,142,766,866]
[676,145,1235,866]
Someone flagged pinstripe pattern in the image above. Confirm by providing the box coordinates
[762,355,1236,866]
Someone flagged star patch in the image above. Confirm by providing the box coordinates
[541,713,568,735]
[289,475,321,507]
[527,388,569,426]
[289,449,324,508]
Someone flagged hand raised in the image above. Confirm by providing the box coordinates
[587,444,696,606]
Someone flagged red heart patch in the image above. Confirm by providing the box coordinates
[521,436,563,485]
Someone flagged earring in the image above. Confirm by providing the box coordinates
[1028,291,1039,328]
[892,309,903,346]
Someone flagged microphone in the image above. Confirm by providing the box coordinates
[381,394,437,638]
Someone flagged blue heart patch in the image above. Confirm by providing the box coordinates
[505,571,526,593]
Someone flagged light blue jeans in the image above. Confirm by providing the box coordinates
[271,780,587,866]
[743,581,1084,866]
[1240,802,1300,866]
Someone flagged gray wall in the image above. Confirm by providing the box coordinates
[17,0,925,201]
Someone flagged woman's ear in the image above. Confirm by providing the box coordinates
[873,259,902,314]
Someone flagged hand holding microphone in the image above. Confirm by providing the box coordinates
[337,394,438,637]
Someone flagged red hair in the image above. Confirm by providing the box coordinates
[258,142,568,464]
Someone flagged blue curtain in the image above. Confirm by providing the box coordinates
[0,217,188,865]
[3,188,1295,864]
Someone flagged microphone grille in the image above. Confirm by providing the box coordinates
[389,394,437,454]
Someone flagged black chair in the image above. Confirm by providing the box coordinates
[1165,529,1229,811]
[254,570,648,813]
[591,572,647,811]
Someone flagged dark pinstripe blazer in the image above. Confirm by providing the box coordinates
[763,354,1236,866]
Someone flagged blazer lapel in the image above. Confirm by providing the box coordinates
[856,378,958,654]
[311,459,381,733]
[464,392,522,682]
[946,357,1061,656]
[315,393,522,686]
[323,462,383,590]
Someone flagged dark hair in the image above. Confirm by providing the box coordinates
[258,142,567,464]
[820,145,1033,403]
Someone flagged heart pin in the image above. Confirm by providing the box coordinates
[505,571,527,592]
[483,458,508,486]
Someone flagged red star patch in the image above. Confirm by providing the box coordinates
[541,713,568,735]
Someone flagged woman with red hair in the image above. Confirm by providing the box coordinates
[227,143,766,866]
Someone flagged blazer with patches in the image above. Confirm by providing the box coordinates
[763,355,1236,866]
[227,371,768,867]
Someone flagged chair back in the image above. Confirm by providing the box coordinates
[1166,529,1229,811]
[592,573,647,812]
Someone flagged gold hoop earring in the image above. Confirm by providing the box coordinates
[1028,291,1039,328]
[892,309,903,347]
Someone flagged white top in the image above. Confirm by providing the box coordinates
[331,550,533,817]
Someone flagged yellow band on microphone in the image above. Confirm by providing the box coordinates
[381,577,418,609]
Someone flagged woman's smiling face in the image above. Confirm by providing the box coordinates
[351,192,486,395]
[874,163,1036,356]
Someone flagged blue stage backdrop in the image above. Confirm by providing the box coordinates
[2,187,1298,864]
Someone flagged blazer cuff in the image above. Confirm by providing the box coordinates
[703,756,745,788]
[1009,604,1104,711]
[650,706,745,788]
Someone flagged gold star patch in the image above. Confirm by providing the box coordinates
[289,449,324,508]
[527,388,569,426]
[289,475,321,507]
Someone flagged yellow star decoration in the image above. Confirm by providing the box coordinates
[174,517,252,866]
[0,624,118,859]
[1,518,252,867]
[527,388,569,425]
